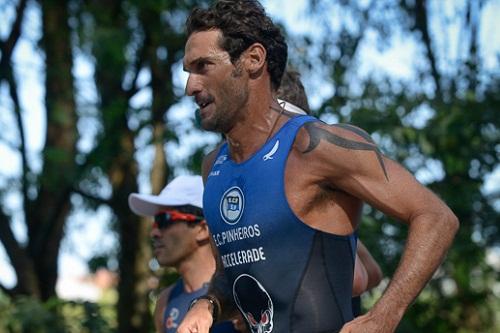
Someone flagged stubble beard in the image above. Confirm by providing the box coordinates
[157,244,188,268]
[202,65,249,133]
[156,252,175,267]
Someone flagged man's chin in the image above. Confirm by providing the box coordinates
[200,119,221,132]
[154,252,169,264]
[157,258,175,267]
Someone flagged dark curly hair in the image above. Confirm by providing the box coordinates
[186,0,288,90]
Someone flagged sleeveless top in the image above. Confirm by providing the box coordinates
[204,115,356,333]
[164,280,239,333]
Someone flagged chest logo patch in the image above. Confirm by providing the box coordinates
[220,186,245,225]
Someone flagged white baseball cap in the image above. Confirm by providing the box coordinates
[128,175,204,217]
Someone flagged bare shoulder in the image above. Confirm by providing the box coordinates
[293,121,388,182]
[295,121,377,150]
[202,142,225,182]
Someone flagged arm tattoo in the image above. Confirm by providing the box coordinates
[303,123,389,181]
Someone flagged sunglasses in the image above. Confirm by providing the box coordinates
[153,209,204,229]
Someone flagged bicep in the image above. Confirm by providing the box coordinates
[337,152,445,223]
[370,159,443,221]
[304,123,447,223]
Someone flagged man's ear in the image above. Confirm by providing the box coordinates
[243,43,266,75]
[195,220,210,242]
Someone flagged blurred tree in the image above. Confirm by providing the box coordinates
[72,0,208,331]
[0,290,115,333]
[0,0,208,331]
[0,0,77,302]
[1,0,498,332]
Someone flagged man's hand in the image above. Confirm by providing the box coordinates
[339,310,399,333]
[176,300,213,333]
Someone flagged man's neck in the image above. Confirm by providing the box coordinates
[177,247,215,293]
[225,93,284,163]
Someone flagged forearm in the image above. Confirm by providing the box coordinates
[207,262,238,322]
[370,211,458,325]
[204,237,237,322]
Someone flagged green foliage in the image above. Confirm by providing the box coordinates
[88,255,112,274]
[158,268,180,288]
[1,0,498,332]
[0,292,115,333]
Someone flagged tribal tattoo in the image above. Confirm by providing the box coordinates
[303,123,389,181]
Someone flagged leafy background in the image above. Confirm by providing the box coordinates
[0,0,498,332]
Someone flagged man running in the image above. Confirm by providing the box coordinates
[178,1,458,332]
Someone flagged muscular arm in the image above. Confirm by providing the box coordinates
[298,122,459,331]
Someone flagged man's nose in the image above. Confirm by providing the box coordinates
[150,225,161,238]
[185,73,202,96]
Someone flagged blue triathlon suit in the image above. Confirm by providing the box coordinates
[163,280,238,333]
[352,232,361,317]
[204,115,356,333]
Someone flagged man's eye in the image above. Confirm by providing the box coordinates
[196,62,209,71]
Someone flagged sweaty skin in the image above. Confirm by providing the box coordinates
[177,28,458,333]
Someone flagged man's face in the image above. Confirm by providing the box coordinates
[183,29,249,133]
[150,220,200,267]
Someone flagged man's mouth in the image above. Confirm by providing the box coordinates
[199,101,211,109]
[152,242,164,250]
[196,95,214,111]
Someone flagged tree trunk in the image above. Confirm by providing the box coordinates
[108,134,152,333]
[31,0,76,301]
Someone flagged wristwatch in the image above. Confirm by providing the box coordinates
[189,294,221,323]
